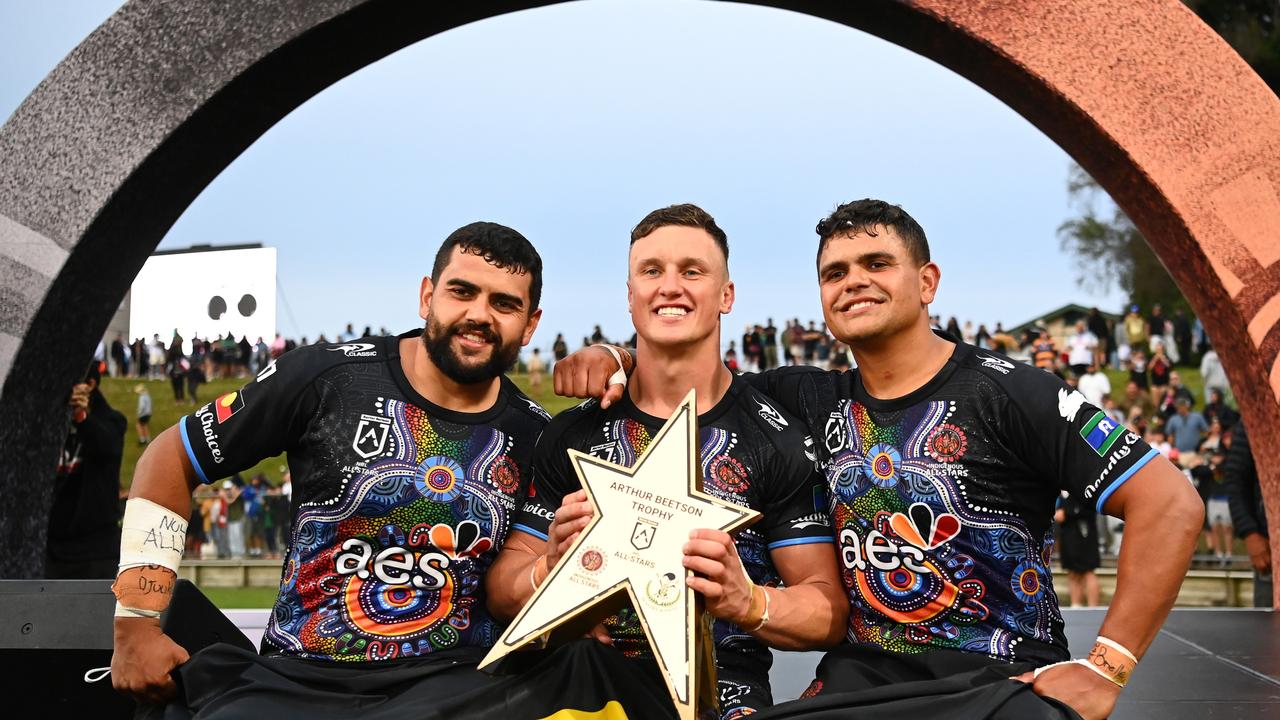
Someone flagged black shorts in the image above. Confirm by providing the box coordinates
[1059,517,1101,573]
[138,415,151,423]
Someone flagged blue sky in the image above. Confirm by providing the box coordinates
[1,1,1124,352]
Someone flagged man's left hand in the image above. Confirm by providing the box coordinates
[1012,662,1121,720]
[682,529,753,625]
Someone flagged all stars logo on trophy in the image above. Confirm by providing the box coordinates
[481,391,759,719]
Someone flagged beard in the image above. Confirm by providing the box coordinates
[421,315,521,385]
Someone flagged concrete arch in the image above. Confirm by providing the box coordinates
[2,0,1277,597]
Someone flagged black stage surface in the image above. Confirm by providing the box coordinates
[767,608,1280,718]
[4,581,1277,717]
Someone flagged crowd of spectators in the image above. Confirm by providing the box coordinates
[184,471,293,561]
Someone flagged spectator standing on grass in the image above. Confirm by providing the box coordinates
[1148,341,1172,404]
[243,474,268,558]
[552,333,568,365]
[1067,320,1097,377]
[1224,423,1273,606]
[1032,328,1057,371]
[1172,309,1194,366]
[1056,490,1101,606]
[134,384,152,445]
[1165,398,1208,461]
[1086,307,1110,369]
[1124,304,1147,355]
[1077,361,1111,409]
[1157,370,1196,421]
[1199,342,1230,400]
[1202,388,1239,432]
[763,318,778,370]
[526,347,546,393]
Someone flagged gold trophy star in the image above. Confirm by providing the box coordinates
[481,391,759,720]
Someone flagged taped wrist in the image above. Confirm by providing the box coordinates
[114,498,188,617]
[592,344,629,388]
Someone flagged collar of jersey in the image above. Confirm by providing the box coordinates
[383,329,512,425]
[617,374,740,429]
[850,332,969,412]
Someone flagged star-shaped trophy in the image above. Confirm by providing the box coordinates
[481,390,759,719]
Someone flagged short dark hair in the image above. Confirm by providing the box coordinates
[630,204,729,264]
[814,199,930,268]
[431,222,543,311]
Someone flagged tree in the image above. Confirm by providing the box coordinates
[1057,165,1190,314]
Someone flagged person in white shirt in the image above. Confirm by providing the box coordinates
[1077,361,1112,409]
[1067,320,1098,377]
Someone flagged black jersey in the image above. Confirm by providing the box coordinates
[749,338,1158,665]
[513,375,831,719]
[180,331,549,662]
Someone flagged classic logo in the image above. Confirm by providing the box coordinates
[1058,388,1088,422]
[523,397,551,421]
[214,391,244,424]
[327,342,377,357]
[631,519,658,550]
[979,354,1014,374]
[352,414,392,459]
[645,572,681,608]
[756,399,788,431]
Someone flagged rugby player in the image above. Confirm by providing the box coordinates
[110,223,550,713]
[553,199,1203,720]
[488,204,848,719]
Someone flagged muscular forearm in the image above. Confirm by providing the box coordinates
[486,535,544,622]
[749,581,847,650]
[1097,491,1202,658]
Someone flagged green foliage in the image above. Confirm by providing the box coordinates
[1057,165,1191,313]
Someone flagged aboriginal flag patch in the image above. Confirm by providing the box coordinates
[215,391,245,423]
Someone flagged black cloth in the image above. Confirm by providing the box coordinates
[747,336,1158,665]
[179,331,549,662]
[1224,422,1268,540]
[753,644,1080,719]
[514,376,832,718]
[155,639,680,719]
[47,389,125,569]
[1056,493,1100,573]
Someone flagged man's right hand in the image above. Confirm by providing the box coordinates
[546,490,594,571]
[552,345,629,409]
[111,618,189,704]
[1244,532,1272,574]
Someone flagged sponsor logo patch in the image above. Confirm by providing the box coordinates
[1080,411,1126,456]
[756,399,788,431]
[979,354,1014,374]
[1058,388,1088,422]
[214,391,244,423]
[327,342,377,357]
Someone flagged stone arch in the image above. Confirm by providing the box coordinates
[2,0,1277,599]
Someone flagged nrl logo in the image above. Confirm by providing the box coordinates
[352,414,392,458]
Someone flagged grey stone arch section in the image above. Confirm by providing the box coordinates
[3,0,1279,590]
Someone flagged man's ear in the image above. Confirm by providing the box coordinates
[419,276,435,321]
[521,308,543,346]
[919,262,941,305]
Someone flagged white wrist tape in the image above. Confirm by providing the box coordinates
[1096,636,1138,664]
[118,497,188,573]
[594,344,629,388]
[113,603,163,619]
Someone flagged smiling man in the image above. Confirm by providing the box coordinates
[556,199,1204,720]
[488,204,847,719]
[110,222,550,715]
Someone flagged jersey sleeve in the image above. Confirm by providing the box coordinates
[179,351,316,484]
[1001,366,1159,512]
[741,366,829,425]
[511,414,583,540]
[759,428,834,550]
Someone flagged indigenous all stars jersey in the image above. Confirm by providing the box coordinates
[513,376,831,717]
[750,338,1158,665]
[180,331,548,662]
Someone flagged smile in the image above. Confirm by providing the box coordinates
[656,307,688,317]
